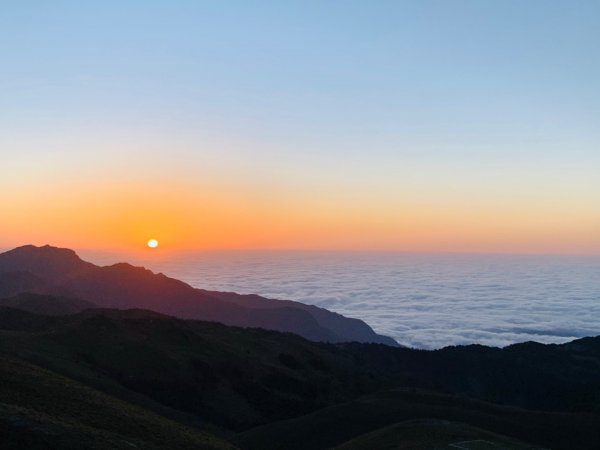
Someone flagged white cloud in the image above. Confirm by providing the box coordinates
[84,250,600,349]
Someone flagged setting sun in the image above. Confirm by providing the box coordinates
[147,239,159,249]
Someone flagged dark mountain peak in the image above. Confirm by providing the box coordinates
[5,244,80,260]
[95,262,195,292]
[104,262,162,277]
[108,262,138,270]
[0,244,93,280]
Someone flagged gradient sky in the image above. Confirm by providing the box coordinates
[1,1,599,253]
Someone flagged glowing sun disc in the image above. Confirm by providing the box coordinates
[147,239,159,248]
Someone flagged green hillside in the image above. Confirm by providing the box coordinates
[237,389,599,450]
[2,305,600,449]
[0,356,234,450]
[333,419,539,450]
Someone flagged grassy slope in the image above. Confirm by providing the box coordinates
[0,356,235,450]
[237,389,600,450]
[2,307,600,449]
[0,308,384,430]
[0,357,232,449]
[333,419,538,450]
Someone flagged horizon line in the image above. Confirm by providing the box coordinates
[2,243,599,259]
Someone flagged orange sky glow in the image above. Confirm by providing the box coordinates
[2,173,599,255]
[2,3,599,256]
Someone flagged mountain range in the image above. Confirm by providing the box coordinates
[0,245,396,345]
[1,244,600,449]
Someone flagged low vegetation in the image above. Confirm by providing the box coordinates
[1,306,600,449]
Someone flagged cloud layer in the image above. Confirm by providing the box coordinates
[87,251,600,349]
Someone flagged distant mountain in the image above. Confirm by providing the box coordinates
[0,292,96,316]
[0,245,397,345]
[0,271,50,298]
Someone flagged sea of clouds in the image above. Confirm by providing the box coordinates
[85,250,600,349]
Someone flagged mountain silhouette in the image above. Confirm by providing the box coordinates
[0,245,397,345]
[0,292,97,316]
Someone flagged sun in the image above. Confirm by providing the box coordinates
[147,239,159,249]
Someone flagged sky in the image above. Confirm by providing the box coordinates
[1,1,599,254]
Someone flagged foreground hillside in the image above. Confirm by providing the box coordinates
[1,305,600,449]
[0,245,396,345]
[0,306,389,430]
[333,420,536,450]
[238,388,599,449]
[0,356,234,450]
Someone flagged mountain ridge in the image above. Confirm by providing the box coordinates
[0,244,397,345]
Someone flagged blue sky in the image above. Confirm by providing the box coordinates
[1,1,599,252]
